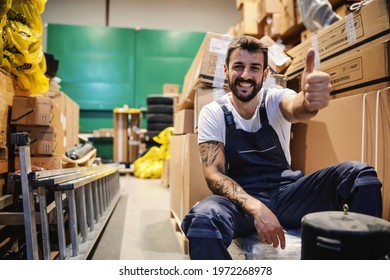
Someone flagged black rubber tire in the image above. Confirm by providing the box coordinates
[147,95,174,105]
[146,122,173,131]
[147,104,173,114]
[146,113,173,123]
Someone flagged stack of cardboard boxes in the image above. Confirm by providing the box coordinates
[288,0,390,220]
[11,86,80,170]
[0,70,14,196]
[230,0,352,42]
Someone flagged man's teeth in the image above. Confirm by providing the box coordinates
[239,82,252,88]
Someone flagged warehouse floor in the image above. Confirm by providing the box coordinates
[89,175,189,260]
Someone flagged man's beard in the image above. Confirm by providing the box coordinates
[230,78,263,103]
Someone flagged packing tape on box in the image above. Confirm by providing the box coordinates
[345,13,357,43]
[310,35,321,69]
[210,35,233,89]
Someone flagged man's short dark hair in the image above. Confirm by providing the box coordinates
[225,36,268,69]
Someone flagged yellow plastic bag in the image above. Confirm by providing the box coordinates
[2,0,49,95]
[133,127,173,179]
[0,0,12,67]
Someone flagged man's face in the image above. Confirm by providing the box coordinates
[225,49,267,103]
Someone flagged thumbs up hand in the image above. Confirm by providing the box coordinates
[300,48,331,113]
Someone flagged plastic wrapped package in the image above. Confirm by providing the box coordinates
[133,127,174,179]
[2,0,48,95]
[297,0,341,31]
[0,0,12,67]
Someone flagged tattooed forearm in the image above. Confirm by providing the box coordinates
[199,141,221,167]
[208,176,251,210]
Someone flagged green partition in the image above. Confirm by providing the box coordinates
[47,24,205,132]
[134,29,205,108]
[47,24,136,111]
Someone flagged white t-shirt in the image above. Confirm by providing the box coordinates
[197,87,296,164]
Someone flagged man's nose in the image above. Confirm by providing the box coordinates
[241,67,251,79]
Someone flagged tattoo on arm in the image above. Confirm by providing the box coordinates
[200,141,252,210]
[209,176,251,210]
[199,141,221,167]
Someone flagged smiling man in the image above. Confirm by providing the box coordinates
[181,35,383,260]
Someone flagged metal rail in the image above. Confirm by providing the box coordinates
[5,132,121,260]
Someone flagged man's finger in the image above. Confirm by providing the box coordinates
[304,48,315,74]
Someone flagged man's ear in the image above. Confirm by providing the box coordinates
[224,63,229,77]
[263,66,270,81]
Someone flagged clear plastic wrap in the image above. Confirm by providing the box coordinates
[297,0,342,31]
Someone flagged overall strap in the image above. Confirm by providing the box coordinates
[217,99,235,127]
[259,89,269,125]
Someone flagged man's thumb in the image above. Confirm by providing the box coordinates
[304,48,315,74]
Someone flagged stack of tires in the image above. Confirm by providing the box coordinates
[143,94,174,148]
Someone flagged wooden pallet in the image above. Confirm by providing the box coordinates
[170,210,189,255]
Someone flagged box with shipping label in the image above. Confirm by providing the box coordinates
[169,134,211,221]
[15,125,65,156]
[287,40,390,98]
[259,35,292,74]
[290,87,390,221]
[285,0,390,77]
[178,32,233,110]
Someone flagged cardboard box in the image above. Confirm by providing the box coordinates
[290,87,390,221]
[15,125,65,156]
[11,95,62,129]
[258,0,283,23]
[1,70,14,146]
[0,99,10,146]
[14,156,63,170]
[259,36,292,74]
[285,0,390,77]
[163,84,180,94]
[287,40,390,98]
[49,91,80,149]
[161,159,170,188]
[173,109,194,135]
[194,87,228,133]
[64,93,80,149]
[240,0,261,35]
[169,134,211,221]
[0,69,14,106]
[178,32,233,110]
[0,146,7,161]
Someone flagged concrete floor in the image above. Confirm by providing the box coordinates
[89,175,189,260]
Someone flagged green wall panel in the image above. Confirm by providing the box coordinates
[134,29,205,108]
[47,24,136,116]
[46,24,206,132]
[79,110,113,133]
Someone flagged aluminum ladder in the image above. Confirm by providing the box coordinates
[1,132,121,260]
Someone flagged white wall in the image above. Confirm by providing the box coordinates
[41,0,241,33]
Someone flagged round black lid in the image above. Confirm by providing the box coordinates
[302,209,390,233]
